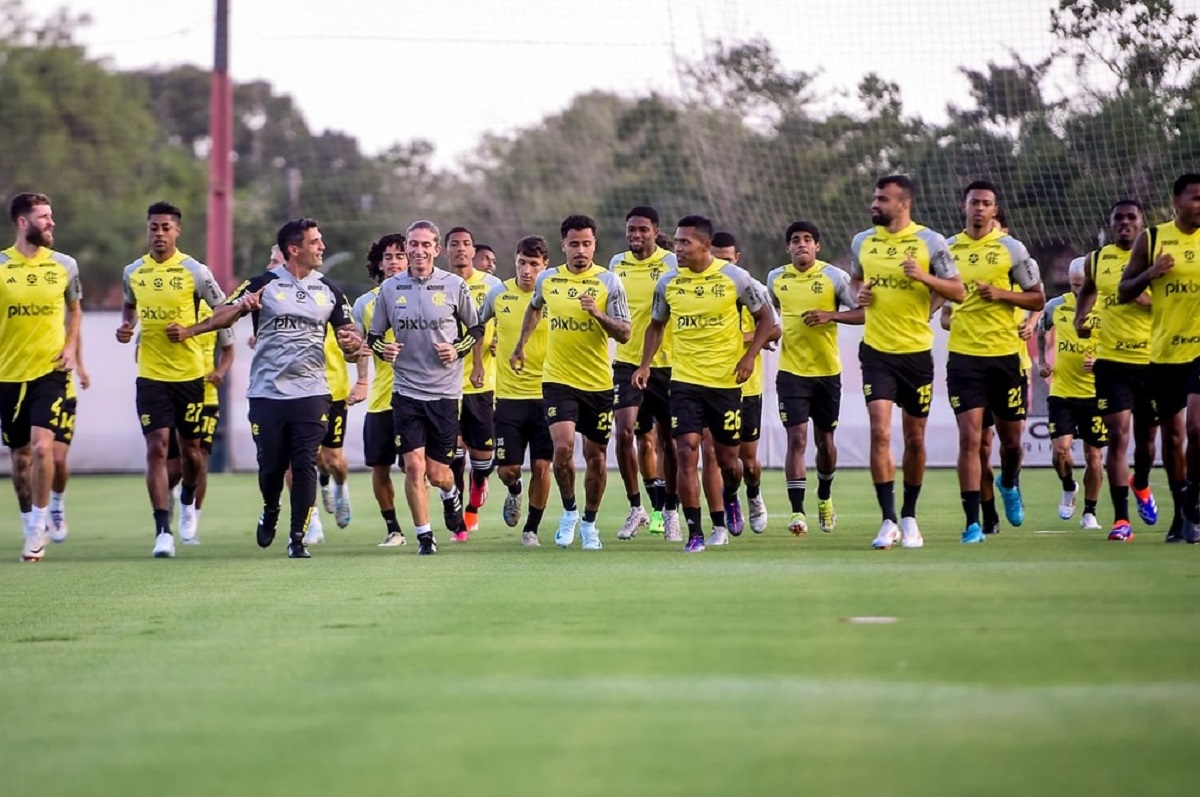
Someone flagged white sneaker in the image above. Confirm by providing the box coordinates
[304,512,325,545]
[334,485,351,528]
[580,520,603,550]
[1058,486,1078,520]
[707,526,730,546]
[663,510,683,542]
[749,495,768,533]
[521,531,540,547]
[1080,512,1101,530]
[378,530,407,547]
[321,481,335,514]
[899,516,924,549]
[152,532,176,558]
[48,509,68,543]
[21,527,47,562]
[555,510,579,548]
[617,506,649,540]
[871,519,901,550]
[179,504,199,544]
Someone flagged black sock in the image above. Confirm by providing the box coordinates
[722,486,738,506]
[683,507,703,539]
[817,470,834,501]
[319,472,330,487]
[786,478,806,514]
[583,509,597,523]
[382,509,402,535]
[1060,473,1076,491]
[563,496,578,513]
[746,480,761,500]
[961,490,981,527]
[652,479,667,510]
[710,511,726,529]
[1132,471,1150,492]
[901,483,921,518]
[982,498,999,526]
[153,509,170,536]
[1170,480,1186,525]
[451,454,465,495]
[180,483,196,506]
[875,481,897,523]
[1110,484,1130,523]
[1186,481,1200,524]
[628,492,642,508]
[524,505,545,534]
[1084,498,1098,516]
[1001,471,1018,490]
[665,493,679,511]
[508,479,522,496]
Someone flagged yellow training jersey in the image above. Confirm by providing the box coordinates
[1043,291,1097,399]
[480,278,547,400]
[1147,222,1200,364]
[610,247,676,368]
[0,246,81,382]
[531,264,629,393]
[196,303,219,405]
[122,250,226,382]
[352,287,395,414]
[1089,244,1150,364]
[850,223,957,354]
[323,324,350,402]
[767,261,858,378]
[651,259,768,390]
[740,306,764,397]
[1016,307,1032,374]
[945,229,1041,357]
[462,269,504,395]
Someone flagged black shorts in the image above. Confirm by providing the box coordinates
[363,409,397,467]
[461,392,495,451]
[613,362,672,436]
[249,395,330,477]
[53,397,77,445]
[0,371,68,449]
[859,343,934,418]
[1093,360,1157,423]
[136,377,204,438]
[1047,396,1108,448]
[946,352,1026,421]
[495,398,553,466]
[199,405,219,454]
[670,381,742,446]
[320,399,347,449]
[393,394,459,464]
[543,382,614,446]
[776,372,842,431]
[1148,362,1199,419]
[740,394,763,443]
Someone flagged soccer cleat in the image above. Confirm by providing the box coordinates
[1107,520,1134,542]
[871,519,900,550]
[1186,521,1200,545]
[321,482,335,514]
[442,491,464,532]
[450,530,470,543]
[469,477,489,514]
[788,512,809,536]
[649,510,665,534]
[663,510,682,542]
[417,532,438,555]
[1080,513,1102,530]
[179,504,200,545]
[900,517,924,549]
[1131,477,1158,525]
[983,520,1001,535]
[378,531,407,547]
[580,521,603,551]
[48,509,69,543]
[502,492,522,528]
[257,507,280,548]
[961,522,985,544]
[21,528,46,562]
[1058,486,1078,520]
[303,512,325,545]
[996,477,1025,527]
[683,535,706,553]
[152,532,176,559]
[749,495,768,533]
[554,510,579,548]
[521,531,540,547]
[707,526,729,546]
[464,511,479,533]
[725,496,745,537]
[617,506,649,540]
[817,499,836,533]
[287,540,311,559]
[334,489,351,529]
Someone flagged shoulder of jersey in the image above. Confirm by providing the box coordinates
[484,273,504,289]
[49,250,79,269]
[607,253,625,268]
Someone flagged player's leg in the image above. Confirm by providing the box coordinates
[575,390,613,550]
[463,393,496,532]
[282,397,329,558]
[1049,423,1078,522]
[1078,401,1107,530]
[955,407,986,542]
[637,423,663,529]
[813,376,842,534]
[319,400,350,528]
[993,357,1028,528]
[646,369,676,536]
[174,381,207,545]
[860,345,901,548]
[655,416,681,541]
[194,405,219,513]
[1184,391,1200,539]
[613,362,648,538]
[979,419,1000,534]
[709,388,745,538]
[740,395,767,533]
[424,398,464,551]
[778,373,814,535]
[1130,383,1159,525]
[249,398,290,550]
[2,380,45,561]
[700,431,723,528]
[364,410,404,547]
[1150,364,1187,542]
[543,385,582,546]
[895,353,935,547]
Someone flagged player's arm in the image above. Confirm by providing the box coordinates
[444,281,483,364]
[804,269,865,326]
[583,272,631,343]
[1074,253,1099,337]
[938,304,953,331]
[365,285,399,360]
[633,275,670,388]
[74,324,90,388]
[977,247,1045,310]
[208,339,235,388]
[1118,231,1168,303]
[848,235,873,306]
[511,274,547,373]
[908,235,965,303]
[170,274,271,341]
[735,279,778,383]
[1036,300,1058,378]
[325,280,363,358]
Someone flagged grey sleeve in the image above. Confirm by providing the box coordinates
[662,252,678,268]
[370,283,391,338]
[184,259,226,308]
[479,283,504,325]
[455,278,480,329]
[216,327,234,347]
[829,267,860,310]
[650,271,673,323]
[1041,297,1063,331]
[919,229,959,279]
[766,267,782,307]
[1002,237,1042,289]
[351,292,371,335]
[52,253,82,303]
[121,261,138,306]
[529,270,550,311]
[600,271,631,322]
[730,266,768,313]
[607,253,623,269]
[849,231,869,279]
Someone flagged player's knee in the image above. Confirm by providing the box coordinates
[903,429,924,451]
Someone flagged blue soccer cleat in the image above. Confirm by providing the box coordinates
[996,476,1025,527]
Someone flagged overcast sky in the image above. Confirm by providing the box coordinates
[71,0,1064,167]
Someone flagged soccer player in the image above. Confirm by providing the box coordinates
[636,215,777,552]
[480,236,554,546]
[46,333,89,543]
[1039,258,1105,529]
[1,192,81,562]
[610,206,678,540]
[350,233,409,547]
[513,214,631,550]
[944,181,1044,543]
[850,175,965,550]
[768,221,863,536]
[1075,200,1158,540]
[445,226,503,538]
[474,244,497,275]
[169,218,362,558]
[117,201,230,557]
[368,220,481,555]
[1119,173,1200,543]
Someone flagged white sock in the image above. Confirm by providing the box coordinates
[439,486,459,501]
[30,506,47,534]
[334,481,348,500]
[50,491,65,513]
[21,510,33,533]
[415,523,431,535]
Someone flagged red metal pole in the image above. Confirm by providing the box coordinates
[206,0,233,290]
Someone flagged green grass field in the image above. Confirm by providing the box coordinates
[2,468,1198,796]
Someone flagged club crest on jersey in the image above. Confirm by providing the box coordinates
[431,292,447,306]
